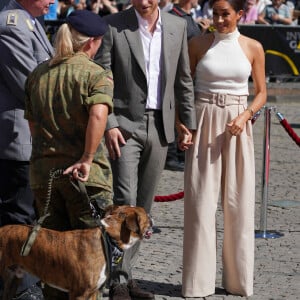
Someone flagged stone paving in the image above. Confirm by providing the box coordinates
[105,98,300,300]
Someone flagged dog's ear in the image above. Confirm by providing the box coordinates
[124,212,140,235]
[119,212,141,244]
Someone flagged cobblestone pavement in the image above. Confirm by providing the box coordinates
[104,100,300,300]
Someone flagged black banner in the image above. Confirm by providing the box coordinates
[239,25,300,78]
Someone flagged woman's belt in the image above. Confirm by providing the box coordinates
[195,91,248,107]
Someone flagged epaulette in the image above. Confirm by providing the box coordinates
[6,11,34,31]
[26,19,34,31]
[6,12,18,26]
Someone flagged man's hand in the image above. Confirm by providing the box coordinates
[105,128,126,160]
[198,18,211,34]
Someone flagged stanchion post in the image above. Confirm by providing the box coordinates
[255,106,284,239]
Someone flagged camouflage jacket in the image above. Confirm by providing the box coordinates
[24,53,113,191]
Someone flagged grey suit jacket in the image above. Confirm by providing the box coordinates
[0,0,53,161]
[95,7,196,143]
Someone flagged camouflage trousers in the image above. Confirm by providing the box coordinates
[33,176,112,300]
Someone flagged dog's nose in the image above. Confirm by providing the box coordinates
[144,229,153,239]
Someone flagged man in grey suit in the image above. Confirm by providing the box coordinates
[0,0,54,298]
[95,0,196,299]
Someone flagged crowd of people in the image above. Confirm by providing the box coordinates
[0,0,290,299]
[44,0,300,25]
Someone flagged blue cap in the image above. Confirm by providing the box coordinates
[66,10,108,37]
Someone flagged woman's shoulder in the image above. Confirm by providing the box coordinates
[239,34,264,51]
[239,34,264,63]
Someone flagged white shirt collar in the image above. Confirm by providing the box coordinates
[134,7,162,32]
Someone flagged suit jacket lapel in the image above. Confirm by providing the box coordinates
[124,8,146,77]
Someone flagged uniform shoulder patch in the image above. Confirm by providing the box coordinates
[26,19,34,31]
[6,12,18,26]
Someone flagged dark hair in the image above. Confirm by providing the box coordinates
[209,0,245,11]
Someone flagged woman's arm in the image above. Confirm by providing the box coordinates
[63,103,109,181]
[227,38,267,135]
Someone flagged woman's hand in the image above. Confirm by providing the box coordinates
[226,110,250,136]
[63,157,92,182]
[176,122,193,151]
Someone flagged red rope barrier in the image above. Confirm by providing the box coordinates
[276,112,300,147]
[154,191,184,202]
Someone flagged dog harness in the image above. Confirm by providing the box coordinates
[70,177,124,286]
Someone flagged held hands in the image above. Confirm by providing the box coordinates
[105,127,126,160]
[176,122,193,151]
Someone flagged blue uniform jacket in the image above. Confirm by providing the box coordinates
[0,0,53,161]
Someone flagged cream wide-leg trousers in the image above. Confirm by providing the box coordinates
[182,92,255,298]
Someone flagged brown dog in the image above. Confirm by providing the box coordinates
[0,205,152,300]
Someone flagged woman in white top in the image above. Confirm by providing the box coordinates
[181,0,267,297]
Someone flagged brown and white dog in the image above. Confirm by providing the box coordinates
[0,205,153,300]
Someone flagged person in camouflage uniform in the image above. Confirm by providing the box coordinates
[24,10,113,300]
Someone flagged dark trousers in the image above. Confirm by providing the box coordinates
[0,159,39,293]
[0,159,36,226]
[166,132,185,163]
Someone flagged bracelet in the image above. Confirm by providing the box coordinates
[246,107,254,120]
[83,152,95,157]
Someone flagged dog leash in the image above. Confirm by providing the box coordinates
[21,168,64,256]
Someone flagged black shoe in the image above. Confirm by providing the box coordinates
[164,160,184,172]
[12,284,43,300]
[128,280,155,300]
[109,283,131,300]
[151,226,161,234]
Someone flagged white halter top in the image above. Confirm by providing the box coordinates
[194,29,251,95]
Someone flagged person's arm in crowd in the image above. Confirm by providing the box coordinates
[102,0,118,14]
[293,9,300,18]
[91,0,118,14]
[270,11,293,24]
[257,7,293,24]
[198,18,211,34]
[257,11,270,24]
